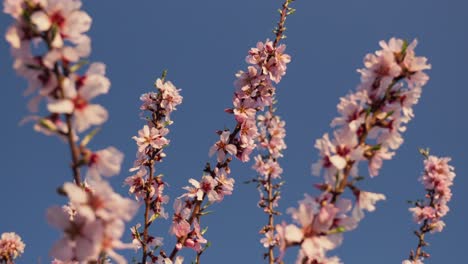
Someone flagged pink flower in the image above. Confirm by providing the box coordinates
[181,176,220,203]
[48,181,137,263]
[47,206,103,262]
[155,78,183,113]
[133,125,170,153]
[233,97,257,122]
[260,231,277,248]
[234,66,262,99]
[246,40,291,83]
[367,147,395,177]
[86,147,124,180]
[47,64,111,132]
[352,191,386,221]
[0,232,25,262]
[253,156,283,179]
[209,131,237,162]
[171,199,191,238]
[331,91,369,131]
[185,220,207,252]
[38,0,92,49]
[124,168,147,200]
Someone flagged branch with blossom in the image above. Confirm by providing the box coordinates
[4,0,137,263]
[165,1,293,262]
[4,1,458,264]
[249,2,293,263]
[253,110,287,264]
[275,38,431,263]
[124,73,183,264]
[402,150,456,264]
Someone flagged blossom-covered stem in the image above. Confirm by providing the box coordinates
[277,38,430,263]
[168,200,202,260]
[127,74,181,263]
[141,161,155,264]
[168,1,292,260]
[404,152,455,264]
[254,106,287,263]
[332,77,403,203]
[39,12,85,186]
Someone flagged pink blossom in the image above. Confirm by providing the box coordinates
[0,232,25,262]
[367,147,395,177]
[246,40,291,83]
[39,0,92,48]
[155,78,183,113]
[86,147,124,180]
[184,220,207,252]
[352,191,386,221]
[233,97,257,122]
[260,230,277,248]
[47,206,103,262]
[133,125,170,153]
[47,66,111,132]
[331,91,369,131]
[124,168,147,200]
[234,66,262,99]
[209,131,237,162]
[170,199,191,238]
[48,181,137,263]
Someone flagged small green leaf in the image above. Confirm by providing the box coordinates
[148,213,160,224]
[80,127,101,147]
[38,118,57,132]
[401,40,409,55]
[69,60,89,73]
[201,226,209,235]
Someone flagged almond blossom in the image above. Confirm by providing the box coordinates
[126,77,182,264]
[209,131,237,163]
[279,38,430,263]
[86,147,124,180]
[47,181,138,264]
[405,153,456,263]
[133,125,170,153]
[0,232,25,263]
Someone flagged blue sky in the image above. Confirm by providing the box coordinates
[1,0,467,263]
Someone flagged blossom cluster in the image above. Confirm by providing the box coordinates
[125,77,182,263]
[411,155,455,232]
[403,154,456,264]
[4,1,135,263]
[165,39,291,261]
[47,182,137,263]
[4,0,124,182]
[254,111,287,249]
[0,232,25,264]
[276,38,431,264]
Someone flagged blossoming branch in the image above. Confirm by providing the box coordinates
[275,38,431,263]
[125,74,183,264]
[4,0,137,263]
[402,150,456,264]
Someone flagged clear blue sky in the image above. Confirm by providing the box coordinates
[1,0,467,263]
